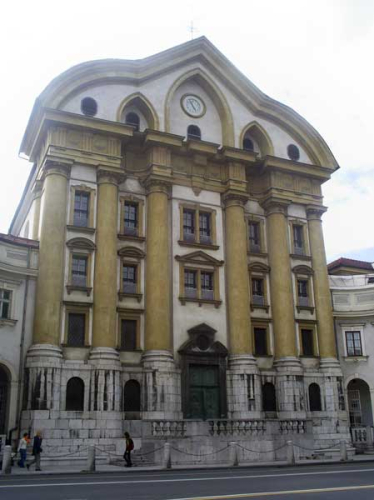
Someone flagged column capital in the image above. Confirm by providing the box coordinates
[306,205,328,221]
[97,168,125,186]
[261,197,291,216]
[144,177,172,196]
[222,190,249,208]
[43,159,72,179]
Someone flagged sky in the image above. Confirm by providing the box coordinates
[0,0,373,263]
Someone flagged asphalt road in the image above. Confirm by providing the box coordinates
[2,462,374,499]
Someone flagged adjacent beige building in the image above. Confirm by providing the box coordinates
[9,37,350,462]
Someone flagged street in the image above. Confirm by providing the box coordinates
[2,462,374,499]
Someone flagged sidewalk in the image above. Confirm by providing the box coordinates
[2,454,374,477]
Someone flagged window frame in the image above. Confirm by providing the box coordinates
[246,216,266,254]
[179,204,218,249]
[63,306,90,347]
[117,311,142,352]
[252,320,272,357]
[292,265,314,314]
[66,239,95,296]
[118,246,145,303]
[0,288,12,320]
[176,251,223,308]
[253,326,268,356]
[249,262,270,312]
[297,322,318,357]
[343,327,365,358]
[68,185,96,231]
[119,195,145,241]
[289,220,309,258]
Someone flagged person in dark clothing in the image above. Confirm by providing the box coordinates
[123,432,134,467]
[27,431,43,471]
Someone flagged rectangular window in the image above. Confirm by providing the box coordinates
[123,264,137,294]
[201,271,214,300]
[73,191,90,227]
[124,202,138,236]
[346,331,362,356]
[67,313,85,347]
[249,222,261,253]
[184,269,197,298]
[293,225,304,255]
[121,319,137,351]
[72,256,88,287]
[199,212,211,245]
[301,329,314,356]
[0,289,11,319]
[254,328,267,356]
[297,279,309,306]
[252,278,264,306]
[183,209,195,242]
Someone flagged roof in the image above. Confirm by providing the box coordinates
[0,233,39,249]
[328,257,374,272]
[20,36,339,170]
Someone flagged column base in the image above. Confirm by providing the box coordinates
[228,354,261,419]
[89,347,120,364]
[319,357,342,375]
[27,343,63,360]
[141,350,182,419]
[274,356,302,373]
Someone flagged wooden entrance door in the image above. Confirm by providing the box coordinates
[188,364,220,420]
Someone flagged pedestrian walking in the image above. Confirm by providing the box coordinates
[17,433,29,468]
[27,431,43,471]
[123,432,134,467]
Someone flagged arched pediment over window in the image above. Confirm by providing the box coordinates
[118,246,146,259]
[240,121,274,157]
[117,92,159,131]
[248,262,270,273]
[292,264,314,276]
[66,237,96,251]
[165,68,234,147]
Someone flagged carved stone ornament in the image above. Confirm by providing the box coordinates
[97,169,126,186]
[222,191,249,208]
[43,160,72,179]
[143,177,171,196]
[306,206,327,221]
[178,323,228,358]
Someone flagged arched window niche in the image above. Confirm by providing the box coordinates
[262,382,277,412]
[66,377,85,411]
[124,380,141,412]
[309,383,322,412]
[187,124,201,141]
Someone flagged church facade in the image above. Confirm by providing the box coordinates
[10,37,349,461]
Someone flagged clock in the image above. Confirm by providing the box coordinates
[181,94,206,118]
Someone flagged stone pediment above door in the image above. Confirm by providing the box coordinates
[175,251,224,267]
[178,323,228,357]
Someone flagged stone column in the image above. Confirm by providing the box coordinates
[91,169,123,353]
[307,207,338,367]
[264,198,303,416]
[224,192,260,418]
[31,180,42,240]
[33,161,71,346]
[142,178,181,419]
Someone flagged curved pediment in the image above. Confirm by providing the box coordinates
[66,237,95,250]
[118,246,146,259]
[249,262,270,273]
[178,323,227,357]
[292,264,314,275]
[176,251,224,267]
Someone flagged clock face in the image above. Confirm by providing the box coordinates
[181,95,205,118]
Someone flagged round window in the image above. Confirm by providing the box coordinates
[81,97,98,117]
[287,144,300,161]
[196,335,210,351]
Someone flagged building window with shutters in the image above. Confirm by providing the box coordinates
[0,289,11,319]
[120,319,138,351]
[179,205,218,249]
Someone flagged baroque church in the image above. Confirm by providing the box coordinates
[7,37,350,460]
